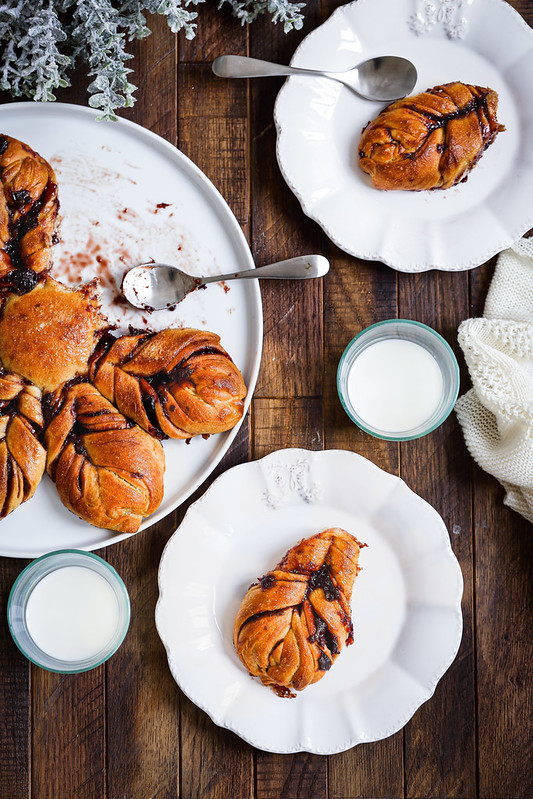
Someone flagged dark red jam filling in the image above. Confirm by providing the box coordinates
[317,651,332,671]
[308,614,339,656]
[307,564,340,601]
[0,177,58,292]
[260,574,276,590]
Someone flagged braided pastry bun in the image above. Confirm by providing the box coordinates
[0,369,46,518]
[44,381,165,533]
[0,277,109,394]
[89,327,247,440]
[0,135,59,291]
[233,528,365,697]
[358,82,504,191]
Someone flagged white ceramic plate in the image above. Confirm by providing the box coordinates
[0,103,262,558]
[274,0,533,271]
[156,448,463,754]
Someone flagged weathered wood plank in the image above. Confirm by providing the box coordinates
[398,269,476,798]
[180,697,254,799]
[178,63,249,235]
[249,6,324,401]
[249,23,325,400]
[31,667,106,799]
[106,521,180,799]
[122,13,178,143]
[0,559,29,799]
[253,397,323,456]
[469,166,533,794]
[324,251,403,798]
[473,471,533,798]
[180,3,248,62]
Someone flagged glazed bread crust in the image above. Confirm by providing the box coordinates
[0,277,108,393]
[0,370,45,518]
[233,528,365,696]
[358,82,503,190]
[89,327,247,440]
[44,381,165,533]
[0,134,59,287]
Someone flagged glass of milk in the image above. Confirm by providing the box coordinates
[7,550,130,673]
[337,319,460,441]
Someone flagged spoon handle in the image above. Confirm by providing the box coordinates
[201,255,330,285]
[212,55,328,80]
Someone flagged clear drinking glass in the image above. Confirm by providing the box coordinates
[337,319,460,441]
[7,549,130,673]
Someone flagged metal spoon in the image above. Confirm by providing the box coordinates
[122,254,330,311]
[212,54,417,102]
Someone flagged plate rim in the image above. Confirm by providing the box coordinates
[0,101,263,557]
[274,0,533,272]
[155,447,464,754]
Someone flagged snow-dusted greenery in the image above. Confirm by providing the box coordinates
[0,0,306,119]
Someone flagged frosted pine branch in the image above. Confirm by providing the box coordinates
[0,0,308,118]
[142,0,204,38]
[18,5,71,101]
[219,0,305,32]
[70,0,136,120]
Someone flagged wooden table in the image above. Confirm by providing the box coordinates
[1,2,532,797]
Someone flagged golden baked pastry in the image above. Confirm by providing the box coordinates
[44,381,165,533]
[0,277,108,393]
[0,369,45,518]
[0,134,59,289]
[89,327,247,440]
[233,528,365,697]
[358,82,504,190]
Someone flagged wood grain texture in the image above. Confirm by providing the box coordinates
[122,13,178,143]
[106,521,180,799]
[249,10,325,402]
[31,667,106,799]
[473,472,533,798]
[399,270,476,798]
[0,559,29,799]
[468,120,533,796]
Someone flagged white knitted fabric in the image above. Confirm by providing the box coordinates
[455,238,533,524]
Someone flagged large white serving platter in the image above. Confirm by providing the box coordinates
[156,448,463,754]
[274,0,533,271]
[0,102,262,558]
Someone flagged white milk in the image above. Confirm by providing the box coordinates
[25,566,120,662]
[346,338,444,433]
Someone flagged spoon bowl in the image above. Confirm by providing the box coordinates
[212,54,417,102]
[122,254,330,311]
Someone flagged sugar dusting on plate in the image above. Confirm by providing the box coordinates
[49,149,230,334]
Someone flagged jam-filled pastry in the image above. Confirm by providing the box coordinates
[233,528,366,697]
[0,134,59,291]
[358,82,504,190]
[0,370,46,518]
[0,277,109,393]
[89,327,247,440]
[44,381,165,533]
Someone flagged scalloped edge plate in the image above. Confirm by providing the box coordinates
[274,0,533,272]
[0,103,262,557]
[156,448,463,753]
